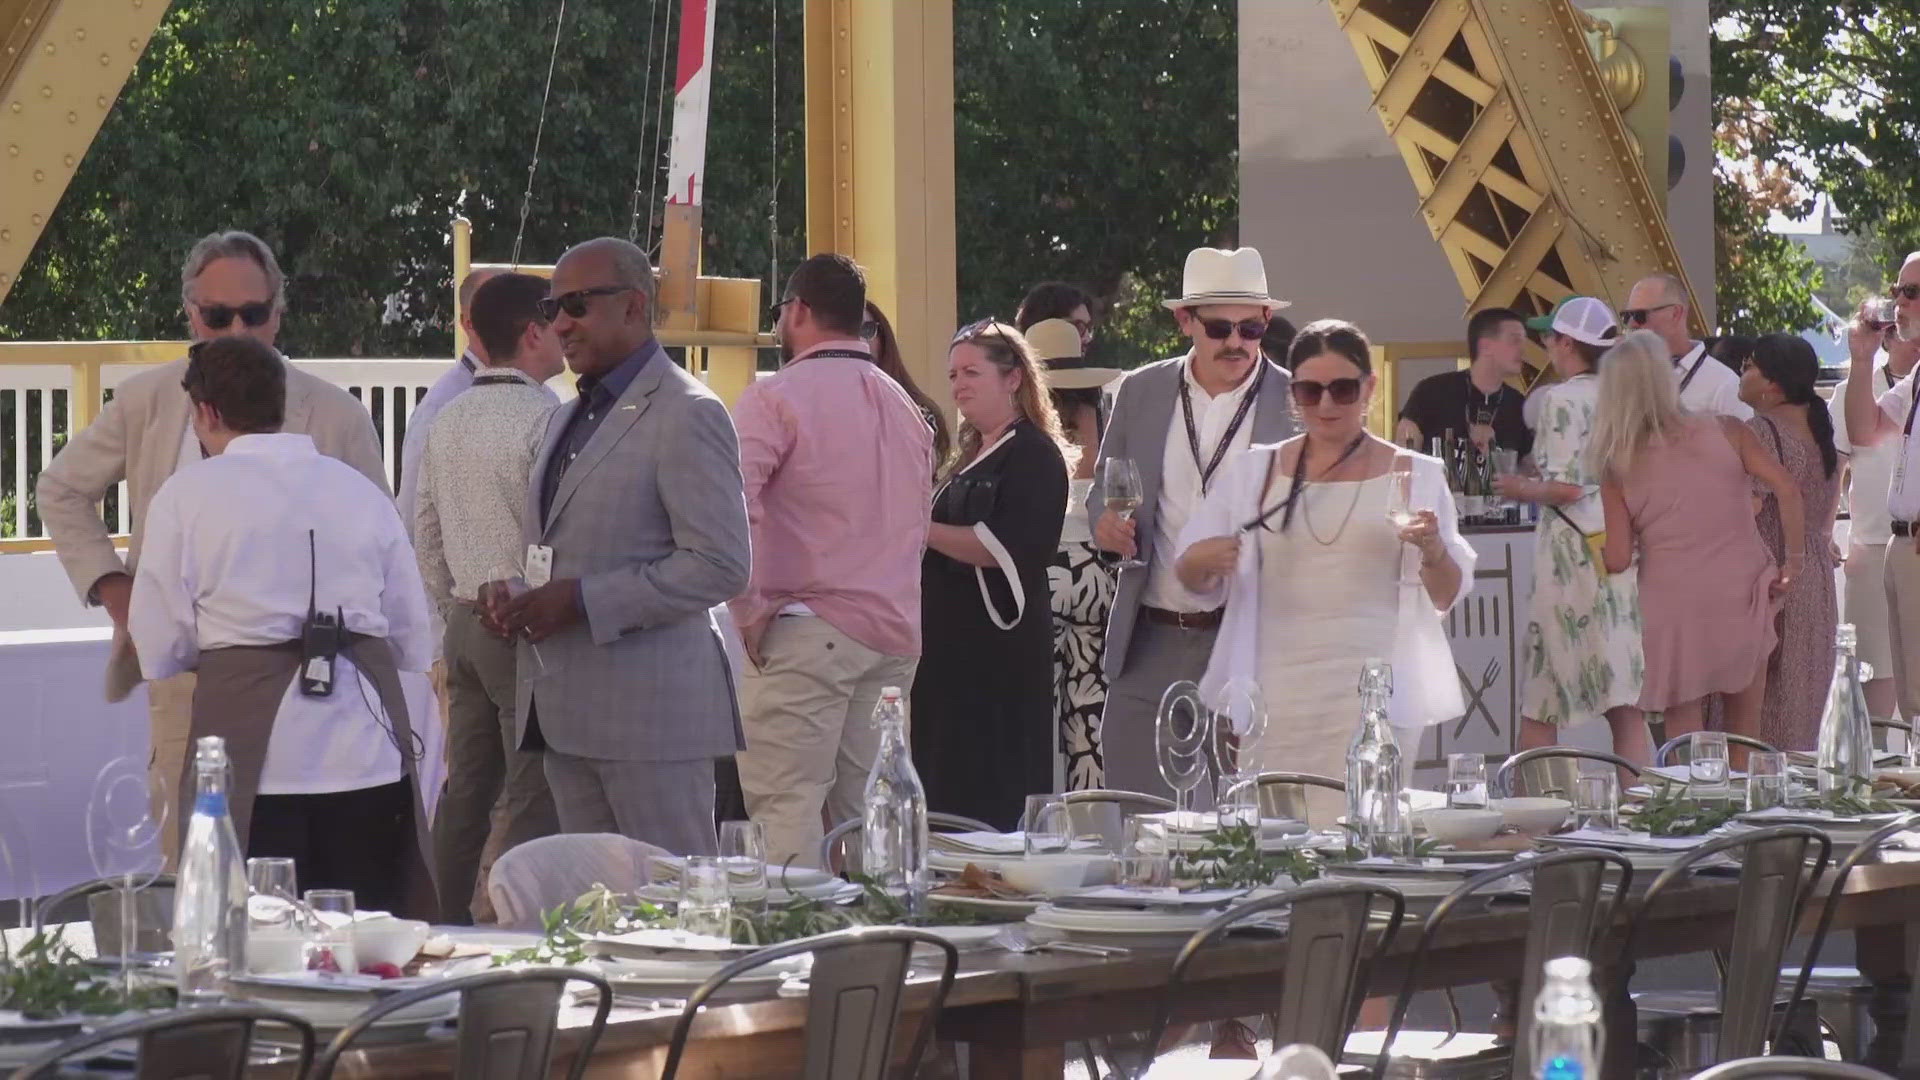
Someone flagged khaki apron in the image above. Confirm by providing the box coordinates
[176,634,438,920]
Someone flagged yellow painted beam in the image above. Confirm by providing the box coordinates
[803,0,956,415]
[0,0,173,304]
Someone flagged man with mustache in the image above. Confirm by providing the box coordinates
[1085,247,1296,797]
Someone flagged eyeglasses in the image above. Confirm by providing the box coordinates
[195,301,274,330]
[1619,302,1679,326]
[1891,283,1920,302]
[768,297,798,325]
[1193,316,1269,341]
[1289,378,1363,407]
[537,285,634,321]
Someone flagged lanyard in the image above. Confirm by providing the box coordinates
[1241,432,1369,533]
[1678,351,1708,393]
[798,348,871,362]
[1179,360,1265,495]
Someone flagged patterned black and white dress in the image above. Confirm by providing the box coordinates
[1051,477,1115,789]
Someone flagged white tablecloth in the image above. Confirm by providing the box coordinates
[0,628,444,902]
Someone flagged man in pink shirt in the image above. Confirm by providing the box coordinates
[730,254,935,867]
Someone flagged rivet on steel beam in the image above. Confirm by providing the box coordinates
[96,96,109,109]
[1,230,10,242]
[8,102,20,113]
[63,155,74,167]
[34,170,44,182]
[129,38,141,51]
[40,85,53,98]
[31,213,43,225]
[100,53,111,66]
[73,28,87,42]
[43,42,55,56]
[66,111,76,123]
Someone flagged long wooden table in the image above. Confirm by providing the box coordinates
[322,854,1920,1079]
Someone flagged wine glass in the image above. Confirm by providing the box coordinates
[1101,458,1147,570]
[487,561,548,678]
[1155,681,1209,819]
[1385,452,1418,529]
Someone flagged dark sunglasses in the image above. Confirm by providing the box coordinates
[1619,302,1678,326]
[537,285,634,321]
[1194,316,1269,341]
[768,296,798,324]
[1892,283,1920,302]
[196,301,274,330]
[1289,378,1363,407]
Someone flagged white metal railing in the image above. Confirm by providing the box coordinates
[0,357,454,542]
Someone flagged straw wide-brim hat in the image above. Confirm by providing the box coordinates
[1162,246,1291,311]
[1026,318,1123,389]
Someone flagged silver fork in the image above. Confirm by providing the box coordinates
[990,925,1129,958]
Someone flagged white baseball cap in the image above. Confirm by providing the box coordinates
[1525,296,1621,347]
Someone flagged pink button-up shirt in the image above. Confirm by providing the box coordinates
[729,340,934,657]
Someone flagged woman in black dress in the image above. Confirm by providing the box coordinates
[913,320,1071,830]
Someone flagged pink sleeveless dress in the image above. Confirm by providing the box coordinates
[1619,416,1778,710]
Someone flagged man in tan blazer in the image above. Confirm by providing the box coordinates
[36,230,387,863]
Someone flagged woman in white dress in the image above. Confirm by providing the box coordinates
[1175,319,1475,822]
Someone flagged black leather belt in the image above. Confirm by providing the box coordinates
[1895,521,1914,538]
[1141,606,1224,631]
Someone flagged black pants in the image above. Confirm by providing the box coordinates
[249,779,412,915]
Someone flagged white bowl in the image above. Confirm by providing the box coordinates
[1492,797,1571,835]
[1414,808,1503,844]
[998,854,1115,896]
[352,916,431,969]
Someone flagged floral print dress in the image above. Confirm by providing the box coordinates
[1520,376,1646,726]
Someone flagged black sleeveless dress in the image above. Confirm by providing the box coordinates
[911,420,1068,830]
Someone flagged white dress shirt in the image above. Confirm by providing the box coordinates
[130,433,433,795]
[1674,341,1753,419]
[396,351,480,535]
[1142,356,1262,612]
[413,369,560,613]
[1835,355,1898,544]
[1875,366,1920,523]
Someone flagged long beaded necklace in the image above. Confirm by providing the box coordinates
[1299,442,1368,546]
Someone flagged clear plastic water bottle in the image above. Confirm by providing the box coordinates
[1531,956,1602,1080]
[1816,624,1874,801]
[172,736,249,1002]
[1345,659,1407,857]
[861,687,929,913]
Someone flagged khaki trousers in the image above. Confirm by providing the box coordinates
[736,617,918,869]
[148,672,197,870]
[1884,541,1920,719]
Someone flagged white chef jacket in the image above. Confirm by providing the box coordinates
[130,433,433,794]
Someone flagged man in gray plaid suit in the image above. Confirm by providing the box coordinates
[494,237,750,857]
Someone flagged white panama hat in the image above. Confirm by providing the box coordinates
[1163,247,1291,311]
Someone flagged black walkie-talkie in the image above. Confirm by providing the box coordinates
[299,530,342,697]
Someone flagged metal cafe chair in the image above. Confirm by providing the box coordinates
[1654,732,1780,767]
[1124,880,1406,1079]
[1619,825,1832,1067]
[308,966,613,1080]
[1248,771,1346,827]
[1359,849,1634,1080]
[820,810,997,873]
[1692,1056,1895,1080]
[660,926,960,1080]
[14,1002,315,1079]
[1778,814,1920,1054]
[1494,746,1642,799]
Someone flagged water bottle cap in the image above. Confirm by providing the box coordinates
[1837,623,1858,650]
[193,736,228,764]
[1543,955,1592,980]
[879,686,903,701]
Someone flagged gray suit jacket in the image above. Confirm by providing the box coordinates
[1085,352,1297,678]
[516,350,751,763]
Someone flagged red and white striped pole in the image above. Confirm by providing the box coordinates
[658,0,716,326]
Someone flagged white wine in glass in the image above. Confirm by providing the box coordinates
[1385,455,1418,529]
[1102,457,1147,569]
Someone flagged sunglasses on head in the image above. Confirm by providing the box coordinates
[1290,378,1363,407]
[1892,283,1920,302]
[196,301,274,330]
[537,285,634,321]
[1194,316,1269,341]
[1619,302,1678,326]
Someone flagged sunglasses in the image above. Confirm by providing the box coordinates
[1891,283,1920,302]
[1619,302,1678,326]
[196,301,274,330]
[768,296,798,325]
[1290,378,1363,407]
[537,285,634,321]
[1194,316,1269,341]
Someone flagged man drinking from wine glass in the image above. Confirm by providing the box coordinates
[1084,246,1297,799]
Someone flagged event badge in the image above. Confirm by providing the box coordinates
[525,544,554,588]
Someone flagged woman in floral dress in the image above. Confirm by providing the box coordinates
[1495,297,1651,767]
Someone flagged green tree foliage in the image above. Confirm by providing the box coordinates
[1712,0,1920,322]
[1711,157,1824,336]
[0,0,1233,370]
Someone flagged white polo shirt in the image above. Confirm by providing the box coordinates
[1876,366,1920,523]
[1673,341,1752,419]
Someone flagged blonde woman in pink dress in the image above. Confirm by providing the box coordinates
[1591,330,1805,742]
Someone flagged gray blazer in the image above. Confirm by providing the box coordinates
[1085,352,1297,678]
[516,352,751,763]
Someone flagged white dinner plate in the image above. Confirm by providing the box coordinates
[1027,903,1224,938]
[1320,870,1462,899]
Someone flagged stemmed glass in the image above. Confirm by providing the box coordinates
[487,561,548,677]
[1102,458,1147,570]
[1156,681,1209,819]
[1385,453,1423,585]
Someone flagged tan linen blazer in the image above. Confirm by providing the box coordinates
[36,354,388,700]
